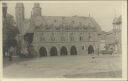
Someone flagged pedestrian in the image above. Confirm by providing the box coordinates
[24,47,29,57]
[20,49,25,57]
[9,46,14,61]
[91,56,96,63]
[5,49,9,57]
[90,50,96,63]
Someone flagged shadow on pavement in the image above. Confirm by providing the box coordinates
[3,57,35,68]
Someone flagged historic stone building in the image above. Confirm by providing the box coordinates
[15,3,102,57]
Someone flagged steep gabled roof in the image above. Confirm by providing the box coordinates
[26,15,101,33]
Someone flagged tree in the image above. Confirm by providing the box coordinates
[3,13,19,56]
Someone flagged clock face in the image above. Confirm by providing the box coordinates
[34,16,43,27]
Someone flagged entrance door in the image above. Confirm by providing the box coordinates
[50,47,58,56]
[39,47,47,57]
[70,46,77,55]
[60,46,68,56]
[88,45,94,54]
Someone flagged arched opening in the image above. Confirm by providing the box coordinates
[88,45,94,54]
[39,47,47,57]
[60,46,68,56]
[70,46,77,55]
[50,47,58,56]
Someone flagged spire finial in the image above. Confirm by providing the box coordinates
[34,3,40,8]
[88,8,91,17]
[88,11,91,17]
[31,11,33,17]
[114,8,117,18]
[32,3,41,17]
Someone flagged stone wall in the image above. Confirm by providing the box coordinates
[32,29,100,56]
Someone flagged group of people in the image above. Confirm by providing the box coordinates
[4,46,15,61]
[20,46,36,58]
[4,45,36,61]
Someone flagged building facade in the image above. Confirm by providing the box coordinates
[100,16,122,54]
[112,16,122,54]
[15,3,102,57]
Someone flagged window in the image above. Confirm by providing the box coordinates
[52,32,54,36]
[79,36,83,41]
[72,21,75,24]
[39,37,42,41]
[70,32,73,35]
[42,32,44,36]
[39,36,45,41]
[42,37,45,41]
[54,20,57,22]
[82,46,84,50]
[51,37,55,41]
[70,36,74,41]
[61,36,65,41]
[80,32,83,35]
[88,33,91,40]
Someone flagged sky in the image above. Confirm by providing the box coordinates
[5,1,122,32]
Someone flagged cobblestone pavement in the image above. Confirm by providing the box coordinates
[3,55,122,78]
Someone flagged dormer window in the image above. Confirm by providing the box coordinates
[54,20,57,22]
[72,21,75,24]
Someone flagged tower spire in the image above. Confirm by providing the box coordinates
[15,3,25,34]
[32,3,42,17]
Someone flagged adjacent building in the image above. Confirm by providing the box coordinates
[99,16,122,55]
[112,16,122,54]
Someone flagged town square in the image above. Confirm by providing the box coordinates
[2,1,122,78]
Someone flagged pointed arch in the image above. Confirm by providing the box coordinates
[70,46,77,55]
[39,47,47,57]
[60,46,68,56]
[88,45,94,54]
[50,46,58,56]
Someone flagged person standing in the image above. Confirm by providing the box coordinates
[90,49,96,63]
[9,46,14,61]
